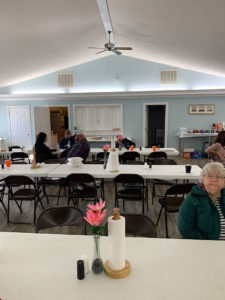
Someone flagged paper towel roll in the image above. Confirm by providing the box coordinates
[111,137,115,149]
[108,215,125,271]
[106,149,120,172]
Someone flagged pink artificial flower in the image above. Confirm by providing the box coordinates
[87,198,105,211]
[117,135,123,141]
[84,199,107,226]
[102,144,110,152]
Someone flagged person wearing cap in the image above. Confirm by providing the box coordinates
[178,162,225,240]
[60,134,90,163]
[58,129,75,149]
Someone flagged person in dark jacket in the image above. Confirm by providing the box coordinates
[62,134,90,163]
[34,132,54,163]
[206,131,225,164]
[58,129,75,149]
[178,162,225,240]
[115,136,136,150]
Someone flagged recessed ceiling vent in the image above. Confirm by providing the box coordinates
[57,73,74,88]
[160,69,178,85]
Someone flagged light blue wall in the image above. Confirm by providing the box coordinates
[1,95,224,150]
[1,55,225,150]
[1,55,225,94]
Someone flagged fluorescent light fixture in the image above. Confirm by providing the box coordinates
[192,85,225,90]
[11,90,64,94]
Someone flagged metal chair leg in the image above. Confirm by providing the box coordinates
[156,206,163,226]
[0,199,7,213]
[7,198,10,224]
[152,183,155,204]
[15,200,22,213]
[165,210,169,238]
[101,179,105,200]
[57,186,62,206]
[33,199,36,224]
[43,185,49,204]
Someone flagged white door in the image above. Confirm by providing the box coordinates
[33,107,51,148]
[7,105,32,149]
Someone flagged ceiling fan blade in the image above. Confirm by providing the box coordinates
[88,47,105,50]
[112,49,122,55]
[96,49,107,54]
[114,47,132,51]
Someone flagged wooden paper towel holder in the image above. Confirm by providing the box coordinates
[104,259,130,279]
[31,147,40,169]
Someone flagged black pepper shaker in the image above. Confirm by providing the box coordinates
[1,163,4,169]
[77,260,85,280]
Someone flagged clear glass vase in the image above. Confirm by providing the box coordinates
[103,151,107,169]
[92,235,103,274]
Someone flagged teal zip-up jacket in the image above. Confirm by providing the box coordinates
[178,184,225,240]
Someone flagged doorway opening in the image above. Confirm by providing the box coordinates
[33,106,70,149]
[143,103,168,147]
[49,107,69,148]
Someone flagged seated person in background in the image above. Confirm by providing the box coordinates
[61,134,90,163]
[178,162,225,240]
[115,135,136,150]
[206,131,225,164]
[35,132,54,163]
[58,129,75,149]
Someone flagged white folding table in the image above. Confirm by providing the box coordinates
[48,164,201,180]
[0,163,60,178]
[0,232,224,300]
[90,147,179,160]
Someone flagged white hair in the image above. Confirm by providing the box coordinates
[200,162,225,183]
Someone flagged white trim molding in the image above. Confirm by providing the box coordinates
[2,89,225,101]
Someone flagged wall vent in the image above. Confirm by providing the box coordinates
[57,73,74,88]
[160,69,178,85]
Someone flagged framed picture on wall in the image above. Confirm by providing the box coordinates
[188,104,215,115]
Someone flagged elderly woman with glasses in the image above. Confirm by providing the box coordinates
[178,162,225,240]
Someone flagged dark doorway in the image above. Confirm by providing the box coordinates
[49,107,69,147]
[147,105,165,147]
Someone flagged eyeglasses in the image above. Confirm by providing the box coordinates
[204,175,225,180]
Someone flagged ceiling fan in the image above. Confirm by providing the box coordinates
[88,31,132,55]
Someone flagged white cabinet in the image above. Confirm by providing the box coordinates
[73,104,123,135]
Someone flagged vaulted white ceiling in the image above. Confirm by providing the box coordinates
[1,0,225,88]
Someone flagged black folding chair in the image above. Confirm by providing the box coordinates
[114,174,148,214]
[122,214,157,237]
[0,178,7,213]
[5,175,44,224]
[38,159,66,206]
[36,206,86,234]
[105,213,157,238]
[11,152,30,164]
[120,151,140,164]
[67,173,98,207]
[156,183,195,238]
[151,159,177,204]
[8,146,21,151]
